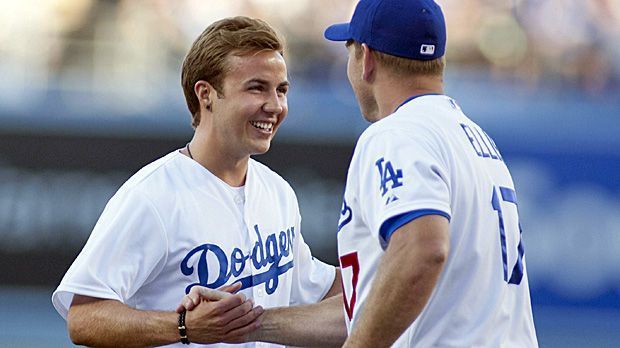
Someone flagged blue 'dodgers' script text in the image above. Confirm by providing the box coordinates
[180,224,296,295]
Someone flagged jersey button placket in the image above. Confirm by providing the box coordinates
[245,212,262,304]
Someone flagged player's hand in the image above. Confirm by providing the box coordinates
[184,291,264,344]
[176,282,242,313]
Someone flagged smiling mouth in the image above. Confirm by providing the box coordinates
[250,121,274,133]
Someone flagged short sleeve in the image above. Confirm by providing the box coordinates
[51,188,167,319]
[289,212,336,305]
[356,128,451,248]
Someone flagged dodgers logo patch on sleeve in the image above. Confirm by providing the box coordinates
[375,157,403,205]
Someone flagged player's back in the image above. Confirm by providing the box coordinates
[342,95,538,347]
[399,95,537,347]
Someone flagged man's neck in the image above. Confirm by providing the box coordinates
[185,134,248,187]
[374,74,444,121]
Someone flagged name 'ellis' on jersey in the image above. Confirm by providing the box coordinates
[337,95,538,347]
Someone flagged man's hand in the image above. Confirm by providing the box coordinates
[177,277,347,347]
[179,283,264,344]
[176,282,242,313]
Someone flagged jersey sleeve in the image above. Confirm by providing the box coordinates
[289,205,336,305]
[357,127,451,248]
[51,187,168,319]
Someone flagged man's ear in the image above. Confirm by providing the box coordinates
[194,80,215,111]
[361,43,375,82]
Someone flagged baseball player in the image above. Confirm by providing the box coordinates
[322,0,539,346]
[51,16,340,347]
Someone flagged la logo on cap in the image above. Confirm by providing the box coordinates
[420,44,435,55]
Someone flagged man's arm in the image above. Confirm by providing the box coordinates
[249,268,345,347]
[180,269,346,347]
[251,293,345,347]
[67,292,263,347]
[344,214,450,348]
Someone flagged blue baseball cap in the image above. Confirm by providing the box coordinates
[324,0,446,60]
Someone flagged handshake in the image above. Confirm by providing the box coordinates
[174,283,264,345]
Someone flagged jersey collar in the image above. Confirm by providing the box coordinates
[393,93,442,113]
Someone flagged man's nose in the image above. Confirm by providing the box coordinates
[263,91,284,114]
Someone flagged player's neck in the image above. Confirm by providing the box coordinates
[374,74,444,120]
[185,135,248,187]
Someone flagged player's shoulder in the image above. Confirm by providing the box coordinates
[96,151,183,221]
[110,150,187,208]
[249,158,294,193]
[351,95,464,168]
[360,94,461,144]
[120,150,181,191]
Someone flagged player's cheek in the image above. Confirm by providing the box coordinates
[278,103,289,125]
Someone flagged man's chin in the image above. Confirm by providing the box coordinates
[250,142,271,156]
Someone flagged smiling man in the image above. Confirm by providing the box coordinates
[51,16,340,347]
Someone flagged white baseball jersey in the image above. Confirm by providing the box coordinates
[337,94,538,347]
[52,150,335,348]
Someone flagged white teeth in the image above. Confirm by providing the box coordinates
[250,121,273,131]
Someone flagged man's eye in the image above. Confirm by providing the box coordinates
[249,85,263,91]
[278,88,288,95]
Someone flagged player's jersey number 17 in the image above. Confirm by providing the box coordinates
[492,186,525,285]
[338,185,525,320]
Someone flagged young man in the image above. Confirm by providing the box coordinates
[323,0,539,347]
[52,16,340,347]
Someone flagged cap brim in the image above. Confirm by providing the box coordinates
[324,23,352,41]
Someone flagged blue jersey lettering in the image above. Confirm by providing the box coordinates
[375,158,404,196]
[460,123,503,162]
[180,224,295,295]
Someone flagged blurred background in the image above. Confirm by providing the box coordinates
[1,0,619,346]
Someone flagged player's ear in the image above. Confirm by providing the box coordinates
[361,43,375,82]
[194,80,215,112]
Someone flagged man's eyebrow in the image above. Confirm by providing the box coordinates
[244,78,289,87]
[244,78,268,85]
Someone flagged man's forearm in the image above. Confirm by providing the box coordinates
[252,294,347,348]
[68,298,179,347]
[68,292,261,347]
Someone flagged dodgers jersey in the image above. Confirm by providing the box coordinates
[337,95,538,347]
[52,150,335,348]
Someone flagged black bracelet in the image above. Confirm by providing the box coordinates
[178,310,190,345]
